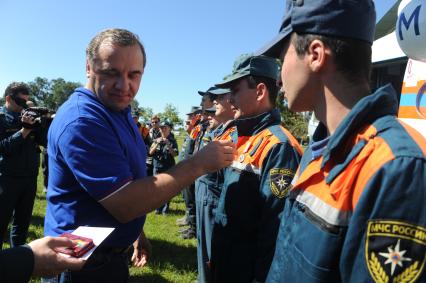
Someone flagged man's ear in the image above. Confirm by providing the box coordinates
[307,39,328,73]
[86,59,91,78]
[256,82,268,102]
[5,95,11,103]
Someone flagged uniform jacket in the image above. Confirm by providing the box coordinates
[0,107,46,177]
[211,109,302,282]
[266,84,426,283]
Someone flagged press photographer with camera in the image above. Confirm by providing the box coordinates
[0,82,49,249]
[149,121,178,215]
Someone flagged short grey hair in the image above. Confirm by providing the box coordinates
[86,28,146,67]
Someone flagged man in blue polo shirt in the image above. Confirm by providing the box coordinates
[43,28,235,282]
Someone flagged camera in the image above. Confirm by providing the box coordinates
[21,107,52,129]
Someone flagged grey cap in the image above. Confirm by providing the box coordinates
[216,55,280,88]
[258,0,376,58]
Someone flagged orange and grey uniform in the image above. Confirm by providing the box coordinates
[210,109,302,282]
[266,84,426,282]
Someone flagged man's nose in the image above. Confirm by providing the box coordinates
[115,76,130,92]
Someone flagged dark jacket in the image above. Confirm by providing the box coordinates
[0,107,47,177]
[0,245,34,283]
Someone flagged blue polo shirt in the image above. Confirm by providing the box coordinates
[44,87,146,247]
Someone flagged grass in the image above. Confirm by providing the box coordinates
[10,132,198,282]
[24,177,197,283]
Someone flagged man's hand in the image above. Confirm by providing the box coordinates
[28,236,85,277]
[131,231,152,267]
[20,111,36,138]
[192,140,235,173]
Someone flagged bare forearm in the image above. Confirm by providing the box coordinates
[101,157,204,222]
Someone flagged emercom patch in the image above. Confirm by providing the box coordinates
[365,220,426,283]
[269,168,294,198]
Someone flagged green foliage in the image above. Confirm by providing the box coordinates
[27,77,82,110]
[132,103,154,123]
[277,97,308,140]
[158,104,182,127]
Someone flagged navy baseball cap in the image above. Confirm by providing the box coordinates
[258,0,376,58]
[216,55,280,88]
[160,121,173,128]
[186,106,201,115]
[204,106,216,114]
[198,86,230,96]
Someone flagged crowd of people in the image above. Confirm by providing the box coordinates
[0,0,425,282]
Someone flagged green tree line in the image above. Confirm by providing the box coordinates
[6,76,308,140]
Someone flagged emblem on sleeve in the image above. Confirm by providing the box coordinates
[269,168,294,198]
[365,220,426,283]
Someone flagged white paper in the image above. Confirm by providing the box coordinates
[59,226,115,260]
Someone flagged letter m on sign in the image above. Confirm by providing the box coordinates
[398,5,421,41]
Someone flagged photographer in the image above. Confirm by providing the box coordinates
[0,82,48,249]
[149,121,178,215]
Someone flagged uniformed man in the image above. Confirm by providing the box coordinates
[195,87,234,282]
[260,1,426,282]
[210,55,303,282]
[0,82,47,249]
[181,89,216,240]
[176,106,201,230]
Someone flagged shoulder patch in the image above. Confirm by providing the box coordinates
[365,220,426,283]
[269,168,294,198]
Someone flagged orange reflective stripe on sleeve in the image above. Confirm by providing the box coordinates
[293,124,396,226]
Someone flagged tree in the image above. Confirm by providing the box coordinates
[138,106,153,122]
[158,104,182,127]
[277,95,308,141]
[27,77,81,111]
[28,77,51,106]
[49,78,81,110]
[130,99,154,122]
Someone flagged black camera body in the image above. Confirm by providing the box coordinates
[21,107,51,129]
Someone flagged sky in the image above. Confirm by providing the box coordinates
[0,0,396,120]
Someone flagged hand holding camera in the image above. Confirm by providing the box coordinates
[21,107,50,129]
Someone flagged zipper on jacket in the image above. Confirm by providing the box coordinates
[298,202,341,235]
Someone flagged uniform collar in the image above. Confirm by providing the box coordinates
[235,108,281,136]
[316,84,398,167]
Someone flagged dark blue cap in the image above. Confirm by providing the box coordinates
[198,86,230,96]
[186,106,201,115]
[216,55,280,88]
[160,120,173,128]
[204,106,216,114]
[259,0,376,58]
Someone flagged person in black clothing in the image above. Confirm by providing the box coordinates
[146,115,161,176]
[0,82,48,249]
[149,121,178,215]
